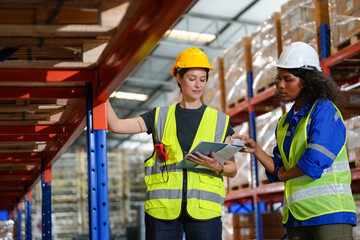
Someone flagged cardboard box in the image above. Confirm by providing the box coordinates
[261,211,283,226]
[233,213,255,227]
[342,109,360,119]
[337,0,360,16]
[338,8,360,41]
[233,227,256,240]
[263,226,287,239]
[343,89,360,108]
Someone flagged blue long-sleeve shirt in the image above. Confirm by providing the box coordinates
[265,99,357,227]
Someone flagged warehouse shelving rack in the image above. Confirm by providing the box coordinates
[0,1,194,239]
[225,26,360,240]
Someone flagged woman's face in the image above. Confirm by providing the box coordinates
[276,68,303,102]
[177,68,207,100]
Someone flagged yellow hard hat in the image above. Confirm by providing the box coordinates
[171,47,214,77]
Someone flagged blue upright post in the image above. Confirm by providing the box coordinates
[25,191,32,240]
[41,161,52,240]
[16,206,21,240]
[85,82,99,240]
[95,130,110,239]
[320,24,330,60]
[247,70,263,240]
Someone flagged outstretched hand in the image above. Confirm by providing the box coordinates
[186,151,220,171]
[232,135,257,154]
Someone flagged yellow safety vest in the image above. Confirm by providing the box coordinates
[144,104,230,220]
[277,100,356,224]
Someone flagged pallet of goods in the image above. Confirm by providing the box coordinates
[226,122,252,191]
[281,0,318,52]
[345,115,360,169]
[251,12,282,96]
[202,57,226,112]
[329,0,360,54]
[222,211,286,240]
[223,37,252,111]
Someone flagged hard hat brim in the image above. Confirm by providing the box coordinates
[271,62,322,72]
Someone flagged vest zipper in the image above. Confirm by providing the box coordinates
[182,151,188,211]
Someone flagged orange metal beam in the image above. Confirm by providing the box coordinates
[0,159,41,164]
[93,100,108,130]
[0,174,33,180]
[0,152,44,160]
[0,134,60,142]
[0,87,85,99]
[0,125,64,135]
[0,69,96,83]
[97,0,195,101]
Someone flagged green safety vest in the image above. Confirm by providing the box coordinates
[144,104,230,220]
[277,100,356,224]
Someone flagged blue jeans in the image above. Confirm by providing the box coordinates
[145,213,222,240]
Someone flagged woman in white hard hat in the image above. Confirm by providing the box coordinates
[233,42,357,239]
[107,47,237,240]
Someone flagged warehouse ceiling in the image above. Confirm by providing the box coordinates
[0,0,195,211]
[98,0,288,151]
[0,0,287,154]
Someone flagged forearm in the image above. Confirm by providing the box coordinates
[278,165,304,182]
[253,145,276,175]
[107,100,147,134]
[213,158,237,178]
[107,100,120,133]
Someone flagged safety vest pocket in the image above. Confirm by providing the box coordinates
[145,173,168,186]
[199,174,223,190]
[197,174,224,213]
[198,192,223,213]
[161,136,181,163]
[145,194,168,209]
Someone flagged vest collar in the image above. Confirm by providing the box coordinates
[284,102,313,125]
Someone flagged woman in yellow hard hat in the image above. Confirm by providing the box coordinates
[107,47,237,240]
[233,42,356,239]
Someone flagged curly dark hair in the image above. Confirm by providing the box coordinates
[286,68,344,110]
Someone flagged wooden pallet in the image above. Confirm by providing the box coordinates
[227,96,248,111]
[349,159,360,169]
[254,81,276,95]
[230,182,252,191]
[259,180,269,186]
[331,32,360,55]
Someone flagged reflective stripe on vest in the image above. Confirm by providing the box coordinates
[146,188,224,205]
[145,104,229,220]
[277,100,356,223]
[290,161,350,181]
[287,184,352,206]
[145,162,223,178]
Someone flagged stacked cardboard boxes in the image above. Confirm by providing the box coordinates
[203,57,226,111]
[345,115,360,167]
[281,0,318,52]
[251,12,282,95]
[223,37,252,111]
[329,0,360,53]
[222,211,286,240]
[227,122,252,191]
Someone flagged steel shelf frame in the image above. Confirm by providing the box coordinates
[0,1,195,239]
[225,22,360,240]
[25,191,32,240]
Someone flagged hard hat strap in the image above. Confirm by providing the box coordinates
[300,65,317,71]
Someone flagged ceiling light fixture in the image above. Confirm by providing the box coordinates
[110,91,149,101]
[165,29,216,42]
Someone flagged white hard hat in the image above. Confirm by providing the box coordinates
[273,42,321,71]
